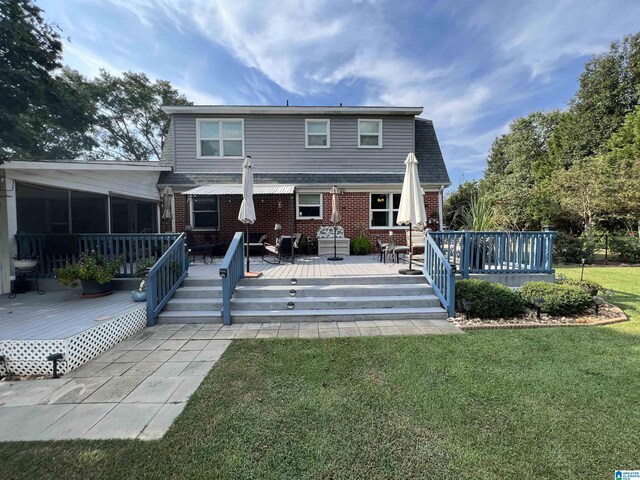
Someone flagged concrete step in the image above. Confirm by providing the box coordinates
[231,306,448,323]
[230,294,442,311]
[164,298,223,311]
[157,310,222,324]
[173,286,222,299]
[182,277,222,287]
[237,275,426,287]
[234,283,433,298]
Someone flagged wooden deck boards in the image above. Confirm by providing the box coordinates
[0,290,141,341]
[188,254,411,280]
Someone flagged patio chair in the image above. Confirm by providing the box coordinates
[184,226,216,264]
[375,236,388,262]
[261,235,298,264]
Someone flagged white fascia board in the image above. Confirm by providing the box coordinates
[162,105,424,116]
[0,161,171,171]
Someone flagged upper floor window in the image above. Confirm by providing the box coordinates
[197,119,244,158]
[358,119,382,148]
[305,119,330,148]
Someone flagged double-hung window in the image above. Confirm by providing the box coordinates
[358,119,382,148]
[197,119,244,158]
[297,193,323,219]
[370,193,400,228]
[305,119,330,148]
[191,196,219,230]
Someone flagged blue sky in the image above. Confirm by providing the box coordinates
[39,0,640,187]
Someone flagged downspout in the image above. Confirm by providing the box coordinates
[438,185,445,231]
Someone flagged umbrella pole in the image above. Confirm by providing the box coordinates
[246,224,250,273]
[327,222,343,261]
[399,222,421,275]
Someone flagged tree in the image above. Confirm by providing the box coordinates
[0,0,95,160]
[89,71,192,162]
[443,180,479,230]
[481,111,561,230]
[549,32,640,168]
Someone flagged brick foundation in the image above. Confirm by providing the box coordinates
[163,190,441,246]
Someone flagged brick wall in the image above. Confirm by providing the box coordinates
[164,190,441,247]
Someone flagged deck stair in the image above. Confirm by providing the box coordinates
[157,277,222,324]
[157,274,448,324]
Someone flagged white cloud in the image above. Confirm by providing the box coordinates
[58,0,640,184]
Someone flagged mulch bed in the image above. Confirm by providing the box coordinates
[453,303,628,331]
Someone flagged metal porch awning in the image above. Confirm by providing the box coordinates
[182,184,295,195]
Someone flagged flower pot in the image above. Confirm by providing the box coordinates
[13,259,37,269]
[131,290,146,302]
[80,279,113,298]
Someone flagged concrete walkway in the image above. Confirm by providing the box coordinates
[0,324,230,441]
[0,320,461,441]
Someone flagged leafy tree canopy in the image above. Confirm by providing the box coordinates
[89,71,192,162]
[0,0,95,161]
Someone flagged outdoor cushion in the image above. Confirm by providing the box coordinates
[316,226,345,239]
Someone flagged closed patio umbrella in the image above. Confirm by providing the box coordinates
[396,152,427,275]
[328,185,343,261]
[238,155,256,273]
[161,186,174,221]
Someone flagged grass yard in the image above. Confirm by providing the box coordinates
[0,266,639,479]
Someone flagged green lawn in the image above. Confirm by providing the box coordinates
[1,267,639,479]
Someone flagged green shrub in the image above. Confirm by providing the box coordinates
[455,279,526,319]
[556,275,603,296]
[553,232,595,264]
[519,281,593,316]
[134,256,157,277]
[351,235,373,255]
[56,251,123,288]
[609,235,640,263]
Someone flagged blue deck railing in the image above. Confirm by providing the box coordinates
[424,232,456,317]
[15,233,180,278]
[219,232,245,326]
[146,233,187,326]
[429,231,556,278]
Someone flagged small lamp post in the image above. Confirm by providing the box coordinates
[580,257,586,281]
[594,296,603,315]
[461,299,473,320]
[534,298,545,319]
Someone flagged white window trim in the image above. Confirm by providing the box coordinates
[196,118,245,159]
[358,119,383,149]
[305,119,330,149]
[369,193,405,229]
[296,192,323,220]
[190,196,220,231]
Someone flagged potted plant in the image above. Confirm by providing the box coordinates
[351,224,373,255]
[55,251,123,298]
[305,236,318,255]
[13,254,38,269]
[132,257,157,302]
[132,279,146,302]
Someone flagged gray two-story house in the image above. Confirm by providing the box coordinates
[157,105,450,246]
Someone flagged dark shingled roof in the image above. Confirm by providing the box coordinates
[158,118,450,187]
[157,171,408,186]
[415,118,450,185]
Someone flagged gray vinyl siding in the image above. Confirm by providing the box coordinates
[173,114,415,174]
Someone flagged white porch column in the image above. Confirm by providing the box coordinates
[0,176,17,294]
[438,184,444,231]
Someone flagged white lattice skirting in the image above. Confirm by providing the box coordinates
[0,306,147,377]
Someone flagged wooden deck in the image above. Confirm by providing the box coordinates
[188,254,416,280]
[0,290,142,341]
